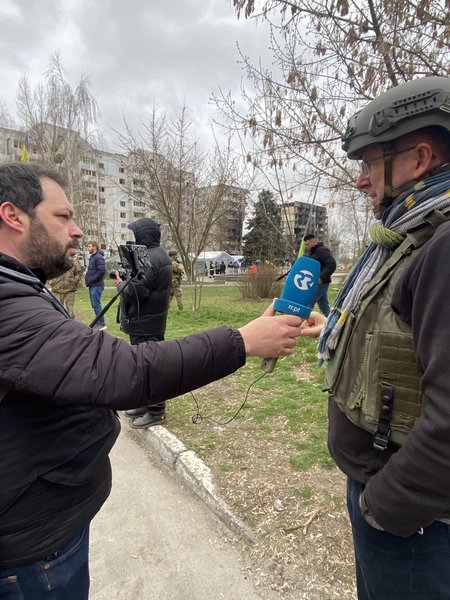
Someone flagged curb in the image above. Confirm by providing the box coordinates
[121,415,256,544]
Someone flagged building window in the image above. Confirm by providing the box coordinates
[120,212,126,218]
[119,167,125,173]
[98,163,105,170]
[119,178,125,184]
[99,186,105,192]
[120,201,126,207]
[99,198,105,204]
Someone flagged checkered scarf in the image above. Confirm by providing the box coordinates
[318,171,450,363]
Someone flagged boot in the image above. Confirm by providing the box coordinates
[125,407,147,418]
[131,411,167,429]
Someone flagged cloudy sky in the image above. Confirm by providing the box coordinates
[0,0,271,152]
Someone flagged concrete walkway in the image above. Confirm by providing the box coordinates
[89,421,280,600]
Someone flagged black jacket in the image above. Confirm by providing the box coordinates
[118,218,172,338]
[0,253,245,566]
[308,243,336,284]
[85,249,105,287]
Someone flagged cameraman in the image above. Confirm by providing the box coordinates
[114,218,172,429]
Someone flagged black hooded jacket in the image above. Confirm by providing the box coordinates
[118,218,172,338]
[308,243,336,284]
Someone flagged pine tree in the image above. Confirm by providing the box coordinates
[243,190,286,263]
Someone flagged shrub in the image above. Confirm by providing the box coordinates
[238,263,284,299]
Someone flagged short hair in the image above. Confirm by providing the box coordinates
[87,241,99,249]
[303,233,316,241]
[396,126,450,162]
[0,162,68,217]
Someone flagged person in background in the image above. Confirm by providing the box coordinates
[48,258,84,318]
[85,240,106,330]
[168,249,186,311]
[303,233,336,317]
[114,218,172,428]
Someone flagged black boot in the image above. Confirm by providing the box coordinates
[131,411,167,429]
[125,407,147,418]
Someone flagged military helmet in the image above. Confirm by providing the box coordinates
[168,249,178,256]
[342,77,450,159]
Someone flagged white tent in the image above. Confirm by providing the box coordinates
[196,251,235,264]
[193,251,244,274]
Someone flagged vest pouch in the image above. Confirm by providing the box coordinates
[345,328,425,447]
[377,331,425,444]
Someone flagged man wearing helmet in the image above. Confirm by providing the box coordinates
[301,77,450,599]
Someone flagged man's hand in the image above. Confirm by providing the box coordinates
[299,311,326,338]
[238,302,304,357]
[113,271,123,287]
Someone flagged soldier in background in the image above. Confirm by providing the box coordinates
[168,249,186,311]
[49,259,84,318]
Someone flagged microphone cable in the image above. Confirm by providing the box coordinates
[189,370,268,426]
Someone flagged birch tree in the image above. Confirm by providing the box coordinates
[16,51,104,237]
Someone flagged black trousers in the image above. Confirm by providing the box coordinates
[129,334,165,415]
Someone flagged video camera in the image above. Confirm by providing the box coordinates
[108,242,151,280]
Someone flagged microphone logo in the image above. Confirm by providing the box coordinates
[294,270,315,291]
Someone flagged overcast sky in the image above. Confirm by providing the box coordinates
[0,0,271,153]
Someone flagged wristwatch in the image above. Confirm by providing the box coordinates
[359,490,384,531]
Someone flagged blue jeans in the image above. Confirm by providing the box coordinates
[347,478,450,600]
[88,286,105,326]
[308,282,330,316]
[0,527,90,600]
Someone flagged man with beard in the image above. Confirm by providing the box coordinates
[0,162,305,600]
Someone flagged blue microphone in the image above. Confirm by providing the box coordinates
[261,256,320,372]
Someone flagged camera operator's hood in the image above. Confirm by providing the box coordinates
[127,218,161,249]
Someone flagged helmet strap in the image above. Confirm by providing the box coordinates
[378,143,395,216]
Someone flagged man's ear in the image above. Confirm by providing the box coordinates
[0,202,28,232]
[413,143,434,179]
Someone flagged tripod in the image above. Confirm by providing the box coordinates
[89,274,140,329]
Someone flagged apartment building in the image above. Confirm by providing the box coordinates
[0,126,246,255]
[281,200,328,251]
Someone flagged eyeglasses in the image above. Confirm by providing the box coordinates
[359,145,418,177]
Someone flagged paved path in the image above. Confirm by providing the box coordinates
[89,429,278,600]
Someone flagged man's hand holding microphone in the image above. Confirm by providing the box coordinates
[237,255,325,363]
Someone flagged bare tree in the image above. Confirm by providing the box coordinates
[214,0,450,256]
[117,106,248,312]
[16,51,105,238]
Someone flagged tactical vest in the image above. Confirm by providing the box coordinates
[324,209,450,450]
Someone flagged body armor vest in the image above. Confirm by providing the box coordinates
[324,209,450,449]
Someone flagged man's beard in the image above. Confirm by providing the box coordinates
[24,217,79,279]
